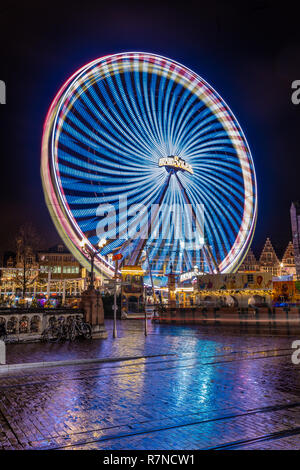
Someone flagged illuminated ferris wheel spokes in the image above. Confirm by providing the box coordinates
[41,52,257,279]
[112,162,219,275]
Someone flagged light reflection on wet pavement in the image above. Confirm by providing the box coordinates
[1,320,300,449]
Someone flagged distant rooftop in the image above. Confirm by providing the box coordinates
[39,243,70,254]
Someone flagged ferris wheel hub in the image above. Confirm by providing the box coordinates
[158,156,193,175]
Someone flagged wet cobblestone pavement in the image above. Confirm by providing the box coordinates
[1,320,300,450]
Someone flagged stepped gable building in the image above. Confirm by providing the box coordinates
[258,238,280,276]
[281,241,296,276]
[238,249,259,272]
[291,202,300,279]
[239,238,296,277]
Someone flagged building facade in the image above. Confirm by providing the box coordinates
[0,243,87,302]
[238,238,295,278]
[37,244,85,299]
[238,249,260,272]
[258,238,280,276]
[38,244,82,280]
[0,248,39,298]
[281,241,296,276]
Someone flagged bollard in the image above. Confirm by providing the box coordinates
[0,340,6,365]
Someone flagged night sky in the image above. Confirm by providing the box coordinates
[1,1,300,258]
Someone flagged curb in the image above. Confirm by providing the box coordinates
[0,353,175,373]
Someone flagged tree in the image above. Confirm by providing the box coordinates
[15,224,41,299]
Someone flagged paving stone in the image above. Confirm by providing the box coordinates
[0,320,300,449]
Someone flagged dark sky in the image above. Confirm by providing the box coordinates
[1,0,300,258]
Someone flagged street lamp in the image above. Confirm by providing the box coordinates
[111,252,123,338]
[80,238,107,290]
[280,262,284,277]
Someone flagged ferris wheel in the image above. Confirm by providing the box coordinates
[41,52,257,279]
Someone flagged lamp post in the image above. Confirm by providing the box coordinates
[113,258,118,338]
[47,268,52,299]
[280,262,284,277]
[46,266,55,301]
[112,253,123,339]
[80,238,107,290]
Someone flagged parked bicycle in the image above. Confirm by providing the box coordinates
[42,316,92,342]
[42,317,63,343]
[67,316,92,341]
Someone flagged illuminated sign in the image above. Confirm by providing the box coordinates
[121,265,144,275]
[158,155,193,174]
[112,253,123,261]
[180,268,201,283]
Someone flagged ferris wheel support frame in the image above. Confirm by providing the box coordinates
[118,168,219,275]
[127,172,173,266]
[173,172,219,274]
